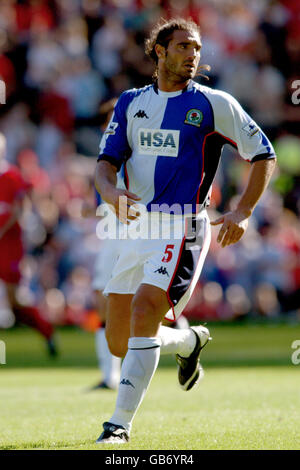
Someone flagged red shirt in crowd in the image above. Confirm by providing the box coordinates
[0,164,30,243]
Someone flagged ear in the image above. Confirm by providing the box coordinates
[154,44,166,61]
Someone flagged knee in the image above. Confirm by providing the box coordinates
[132,286,168,317]
[131,296,154,323]
[131,294,162,334]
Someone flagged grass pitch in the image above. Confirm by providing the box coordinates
[0,321,300,450]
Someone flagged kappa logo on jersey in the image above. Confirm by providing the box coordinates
[242,121,259,138]
[154,266,170,277]
[184,109,203,127]
[105,121,118,135]
[134,109,149,119]
[138,129,180,157]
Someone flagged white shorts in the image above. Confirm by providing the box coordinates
[92,238,122,291]
[103,211,211,321]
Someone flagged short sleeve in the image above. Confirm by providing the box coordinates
[97,92,133,171]
[210,89,276,162]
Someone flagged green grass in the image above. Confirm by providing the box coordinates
[0,323,300,450]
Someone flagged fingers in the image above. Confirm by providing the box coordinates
[118,195,141,224]
[118,195,140,210]
[128,203,140,218]
[217,224,245,247]
[212,211,248,247]
[106,189,141,224]
[217,223,228,244]
[124,190,141,201]
[222,228,238,248]
[118,207,138,224]
[119,210,139,224]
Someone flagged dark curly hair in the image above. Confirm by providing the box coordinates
[145,18,210,80]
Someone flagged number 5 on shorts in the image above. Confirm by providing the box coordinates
[162,244,175,263]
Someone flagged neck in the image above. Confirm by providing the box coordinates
[157,74,190,92]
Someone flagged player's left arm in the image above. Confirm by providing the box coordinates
[211,158,276,247]
[209,90,277,247]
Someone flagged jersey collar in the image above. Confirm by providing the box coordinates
[153,80,193,96]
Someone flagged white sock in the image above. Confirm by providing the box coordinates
[107,355,121,389]
[109,336,161,432]
[158,325,196,357]
[95,328,121,388]
[173,315,190,330]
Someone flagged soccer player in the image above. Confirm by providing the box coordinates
[94,19,276,443]
[0,133,57,355]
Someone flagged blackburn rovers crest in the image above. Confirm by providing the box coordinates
[184,109,203,127]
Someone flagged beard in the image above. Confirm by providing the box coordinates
[164,54,197,82]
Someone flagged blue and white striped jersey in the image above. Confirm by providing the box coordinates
[98,80,275,213]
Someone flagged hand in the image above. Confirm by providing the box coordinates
[210,209,250,247]
[104,187,141,225]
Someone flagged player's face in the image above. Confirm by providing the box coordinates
[163,30,202,82]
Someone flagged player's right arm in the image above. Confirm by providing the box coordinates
[95,92,140,224]
[95,160,140,224]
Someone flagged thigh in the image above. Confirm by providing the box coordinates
[105,293,133,357]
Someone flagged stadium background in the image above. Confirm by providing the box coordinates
[0,0,299,330]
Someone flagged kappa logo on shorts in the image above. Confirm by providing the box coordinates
[138,128,180,157]
[154,266,170,277]
[184,109,203,127]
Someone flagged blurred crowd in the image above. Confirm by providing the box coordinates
[0,0,299,328]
